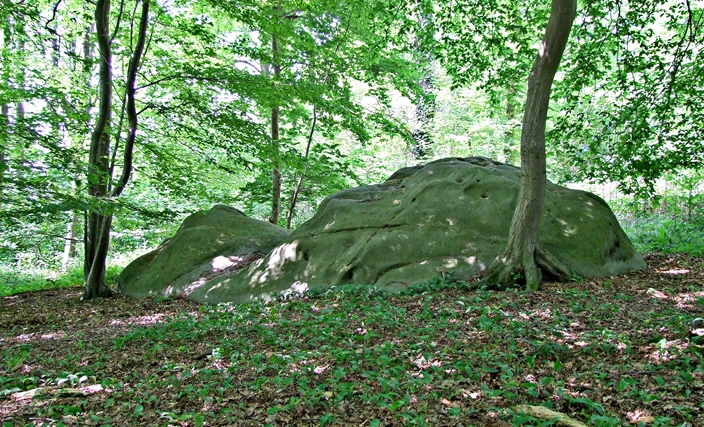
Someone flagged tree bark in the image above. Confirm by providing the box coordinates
[61,209,81,271]
[269,35,282,225]
[0,15,9,193]
[479,0,577,291]
[50,23,79,272]
[1,16,7,192]
[14,34,26,181]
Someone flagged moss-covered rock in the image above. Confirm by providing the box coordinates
[190,157,645,303]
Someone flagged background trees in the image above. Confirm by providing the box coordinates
[0,0,702,293]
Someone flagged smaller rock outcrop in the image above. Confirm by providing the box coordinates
[117,205,291,299]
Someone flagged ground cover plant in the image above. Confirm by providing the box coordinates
[1,253,702,426]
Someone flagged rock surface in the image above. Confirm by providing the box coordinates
[117,205,291,299]
[189,157,646,304]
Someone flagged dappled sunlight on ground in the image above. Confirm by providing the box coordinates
[109,313,168,327]
[660,268,690,275]
[12,331,67,343]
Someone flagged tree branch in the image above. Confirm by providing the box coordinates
[43,0,63,34]
[112,0,150,198]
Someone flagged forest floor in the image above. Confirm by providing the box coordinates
[1,253,703,427]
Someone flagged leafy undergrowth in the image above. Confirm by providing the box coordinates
[1,254,703,427]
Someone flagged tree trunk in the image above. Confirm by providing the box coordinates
[83,0,149,299]
[479,0,577,291]
[14,35,26,181]
[269,35,282,225]
[61,25,94,272]
[111,0,149,198]
[0,104,7,195]
[61,209,81,271]
[286,105,317,229]
[1,17,10,196]
[503,86,519,165]
[51,22,79,272]
[84,0,114,299]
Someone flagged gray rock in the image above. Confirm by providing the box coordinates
[190,157,645,303]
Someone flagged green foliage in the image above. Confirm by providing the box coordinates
[621,215,704,256]
[0,264,121,297]
[1,0,703,281]
[550,1,704,196]
[0,0,431,267]
[610,188,704,255]
[434,0,704,197]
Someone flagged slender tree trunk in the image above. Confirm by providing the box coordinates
[480,0,577,291]
[0,104,7,195]
[112,0,149,197]
[84,0,149,299]
[269,35,282,225]
[50,22,78,271]
[14,34,26,175]
[63,26,94,271]
[14,86,25,180]
[61,208,81,271]
[84,0,114,299]
[503,86,519,165]
[286,105,317,229]
[1,18,11,196]
[410,13,435,160]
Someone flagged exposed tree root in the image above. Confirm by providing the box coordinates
[478,245,572,292]
[535,246,572,282]
[81,283,114,300]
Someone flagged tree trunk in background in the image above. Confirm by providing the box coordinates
[14,35,26,181]
[269,35,282,225]
[64,25,94,270]
[286,105,317,229]
[1,18,10,195]
[61,208,81,271]
[0,104,7,196]
[480,0,576,291]
[503,86,519,165]
[84,0,114,299]
[51,22,79,272]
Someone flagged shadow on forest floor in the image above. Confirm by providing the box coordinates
[0,253,703,426]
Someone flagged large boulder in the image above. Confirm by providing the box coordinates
[190,157,646,304]
[117,205,291,299]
